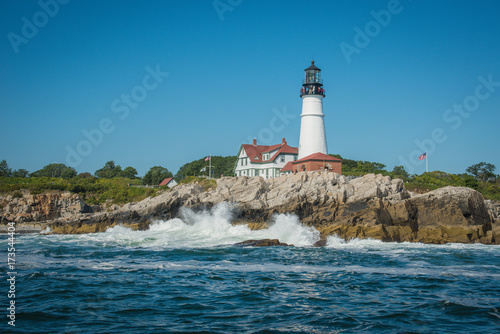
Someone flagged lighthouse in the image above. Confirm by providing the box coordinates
[298,61,328,160]
[233,60,341,178]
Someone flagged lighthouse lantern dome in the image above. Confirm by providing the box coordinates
[305,61,322,84]
[301,61,325,97]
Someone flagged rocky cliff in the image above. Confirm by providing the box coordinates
[0,191,94,233]
[1,173,499,244]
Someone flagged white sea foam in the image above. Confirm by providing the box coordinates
[77,202,321,248]
[60,257,500,281]
[326,234,499,252]
[40,226,52,234]
[326,235,384,248]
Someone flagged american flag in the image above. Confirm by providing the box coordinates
[205,156,211,161]
[418,153,427,160]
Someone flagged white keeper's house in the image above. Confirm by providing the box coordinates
[234,138,298,179]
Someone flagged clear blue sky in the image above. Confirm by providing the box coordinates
[1,0,499,177]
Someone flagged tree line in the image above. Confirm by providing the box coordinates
[0,156,237,185]
[1,157,498,200]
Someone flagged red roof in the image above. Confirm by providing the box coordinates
[281,161,294,172]
[159,177,173,186]
[241,141,298,163]
[293,152,342,164]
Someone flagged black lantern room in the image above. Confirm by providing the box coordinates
[300,61,325,97]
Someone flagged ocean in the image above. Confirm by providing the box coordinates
[2,203,500,333]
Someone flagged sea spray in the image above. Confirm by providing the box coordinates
[252,213,321,246]
[326,235,385,248]
[87,202,321,248]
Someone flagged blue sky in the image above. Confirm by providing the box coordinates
[1,0,499,177]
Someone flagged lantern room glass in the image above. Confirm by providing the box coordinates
[305,70,321,84]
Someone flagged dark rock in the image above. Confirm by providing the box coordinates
[234,239,292,247]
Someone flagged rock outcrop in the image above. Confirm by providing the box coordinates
[234,239,292,247]
[0,192,93,233]
[1,172,498,244]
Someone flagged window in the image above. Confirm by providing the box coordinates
[280,155,285,162]
[293,156,297,161]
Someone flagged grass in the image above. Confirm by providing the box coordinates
[179,176,217,191]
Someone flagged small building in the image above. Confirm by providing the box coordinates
[234,138,298,179]
[282,152,342,174]
[159,177,177,188]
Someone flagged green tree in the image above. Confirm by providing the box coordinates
[77,172,93,178]
[462,174,479,190]
[31,163,77,178]
[12,169,29,178]
[0,160,12,177]
[95,161,122,178]
[466,162,496,182]
[175,156,237,181]
[391,165,409,180]
[339,158,358,173]
[121,166,138,179]
[143,166,173,185]
[61,167,77,179]
[335,156,388,176]
[358,161,386,173]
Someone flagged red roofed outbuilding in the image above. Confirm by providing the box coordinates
[289,152,342,174]
[159,177,177,188]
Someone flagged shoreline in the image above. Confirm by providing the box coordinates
[1,173,499,245]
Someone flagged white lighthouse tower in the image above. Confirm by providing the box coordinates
[298,61,328,160]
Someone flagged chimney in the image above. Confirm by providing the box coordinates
[253,138,257,146]
[282,138,286,145]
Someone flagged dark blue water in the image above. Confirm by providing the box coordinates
[2,206,500,333]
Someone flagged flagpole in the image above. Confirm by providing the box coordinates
[209,153,211,179]
[426,151,428,173]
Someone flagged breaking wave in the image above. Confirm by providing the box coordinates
[72,202,321,248]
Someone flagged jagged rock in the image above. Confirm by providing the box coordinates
[234,239,292,247]
[0,192,92,224]
[1,172,498,244]
[485,200,500,220]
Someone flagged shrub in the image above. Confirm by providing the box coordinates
[179,176,216,191]
[12,191,23,199]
